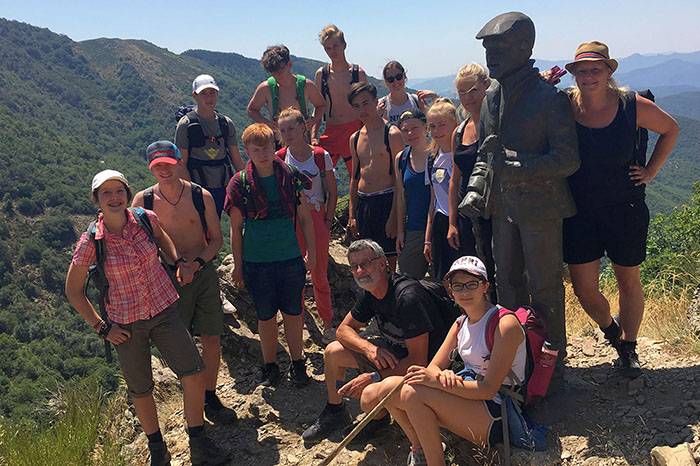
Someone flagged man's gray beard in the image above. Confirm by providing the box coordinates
[354,275,375,289]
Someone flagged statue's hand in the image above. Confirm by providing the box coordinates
[478,134,502,155]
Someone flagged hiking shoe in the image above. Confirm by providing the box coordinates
[407,448,427,466]
[189,431,230,466]
[259,363,282,387]
[406,443,445,466]
[344,413,391,446]
[148,441,171,466]
[604,314,622,352]
[289,360,310,387]
[322,327,337,345]
[302,404,352,443]
[619,340,642,378]
[204,393,238,425]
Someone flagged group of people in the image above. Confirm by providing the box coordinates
[65,12,679,466]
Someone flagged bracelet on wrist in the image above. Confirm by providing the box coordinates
[92,320,104,331]
[424,241,432,245]
[174,257,187,265]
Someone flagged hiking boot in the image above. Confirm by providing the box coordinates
[619,340,642,378]
[259,363,281,387]
[604,314,623,352]
[344,413,391,446]
[148,441,171,466]
[289,359,310,387]
[322,327,337,345]
[204,393,237,425]
[189,430,230,466]
[302,404,352,443]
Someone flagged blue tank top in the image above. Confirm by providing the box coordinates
[402,148,431,231]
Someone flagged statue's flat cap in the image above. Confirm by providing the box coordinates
[476,12,534,39]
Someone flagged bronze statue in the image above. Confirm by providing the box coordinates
[461,12,580,391]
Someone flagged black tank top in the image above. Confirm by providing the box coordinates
[453,119,479,201]
[569,95,644,212]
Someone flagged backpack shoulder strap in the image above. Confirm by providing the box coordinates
[190,183,208,240]
[455,120,467,140]
[353,130,361,180]
[351,64,359,83]
[408,93,419,107]
[268,76,279,118]
[215,111,229,148]
[485,307,516,351]
[621,90,637,134]
[322,64,332,118]
[143,187,154,211]
[296,74,308,117]
[129,207,156,243]
[313,146,327,171]
[398,146,411,177]
[384,124,394,176]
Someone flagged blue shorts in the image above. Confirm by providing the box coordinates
[243,256,306,321]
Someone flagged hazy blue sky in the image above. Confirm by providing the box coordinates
[3,0,699,80]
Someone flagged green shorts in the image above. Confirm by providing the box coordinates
[176,261,223,336]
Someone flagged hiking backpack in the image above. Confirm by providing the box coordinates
[83,207,162,362]
[623,89,655,168]
[143,183,209,242]
[275,146,329,203]
[397,146,412,178]
[320,63,359,119]
[394,277,462,359]
[352,124,396,180]
[268,74,308,118]
[175,108,235,187]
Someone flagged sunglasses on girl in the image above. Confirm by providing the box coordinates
[385,73,404,83]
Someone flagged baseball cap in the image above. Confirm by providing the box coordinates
[146,141,181,169]
[91,169,129,191]
[444,256,488,282]
[192,74,219,94]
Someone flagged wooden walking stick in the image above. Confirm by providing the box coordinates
[318,379,405,466]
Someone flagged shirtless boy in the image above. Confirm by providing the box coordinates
[314,25,367,177]
[347,82,405,271]
[133,141,237,425]
[247,45,325,142]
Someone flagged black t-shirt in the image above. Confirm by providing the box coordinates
[351,273,441,360]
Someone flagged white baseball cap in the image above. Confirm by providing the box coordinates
[91,169,129,191]
[192,74,219,94]
[444,256,488,281]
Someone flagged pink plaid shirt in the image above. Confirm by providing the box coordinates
[72,209,179,324]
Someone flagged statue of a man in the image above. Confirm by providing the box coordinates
[464,12,580,391]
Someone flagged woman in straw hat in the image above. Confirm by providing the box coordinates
[563,41,679,377]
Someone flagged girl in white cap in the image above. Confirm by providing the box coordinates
[376,256,527,466]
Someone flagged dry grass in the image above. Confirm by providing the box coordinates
[563,275,700,354]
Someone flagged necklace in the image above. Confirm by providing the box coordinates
[159,182,185,209]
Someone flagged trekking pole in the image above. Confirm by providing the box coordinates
[318,379,405,466]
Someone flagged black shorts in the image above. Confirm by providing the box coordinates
[357,189,397,256]
[484,399,504,447]
[563,201,649,267]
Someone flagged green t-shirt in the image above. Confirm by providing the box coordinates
[242,175,301,263]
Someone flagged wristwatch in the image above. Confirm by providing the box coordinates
[174,257,187,265]
[194,257,206,269]
[370,371,382,383]
[98,321,112,339]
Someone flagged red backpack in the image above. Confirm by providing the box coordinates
[456,306,555,406]
[276,146,329,203]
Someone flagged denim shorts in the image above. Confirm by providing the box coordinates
[243,256,306,321]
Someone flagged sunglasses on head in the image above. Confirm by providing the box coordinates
[385,73,404,83]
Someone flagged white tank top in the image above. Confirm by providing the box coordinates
[457,305,527,401]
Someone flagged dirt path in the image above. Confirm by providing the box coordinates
[125,242,700,465]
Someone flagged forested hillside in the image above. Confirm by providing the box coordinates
[0,17,697,424]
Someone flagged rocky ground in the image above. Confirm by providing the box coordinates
[121,241,700,466]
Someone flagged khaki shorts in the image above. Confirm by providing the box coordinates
[347,336,406,374]
[115,305,205,398]
[175,261,223,336]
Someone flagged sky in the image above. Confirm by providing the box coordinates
[3,0,699,81]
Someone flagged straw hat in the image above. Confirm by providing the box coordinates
[565,41,618,74]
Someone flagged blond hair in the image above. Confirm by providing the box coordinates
[277,107,306,146]
[319,24,345,45]
[455,63,489,118]
[242,123,274,147]
[426,99,460,156]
